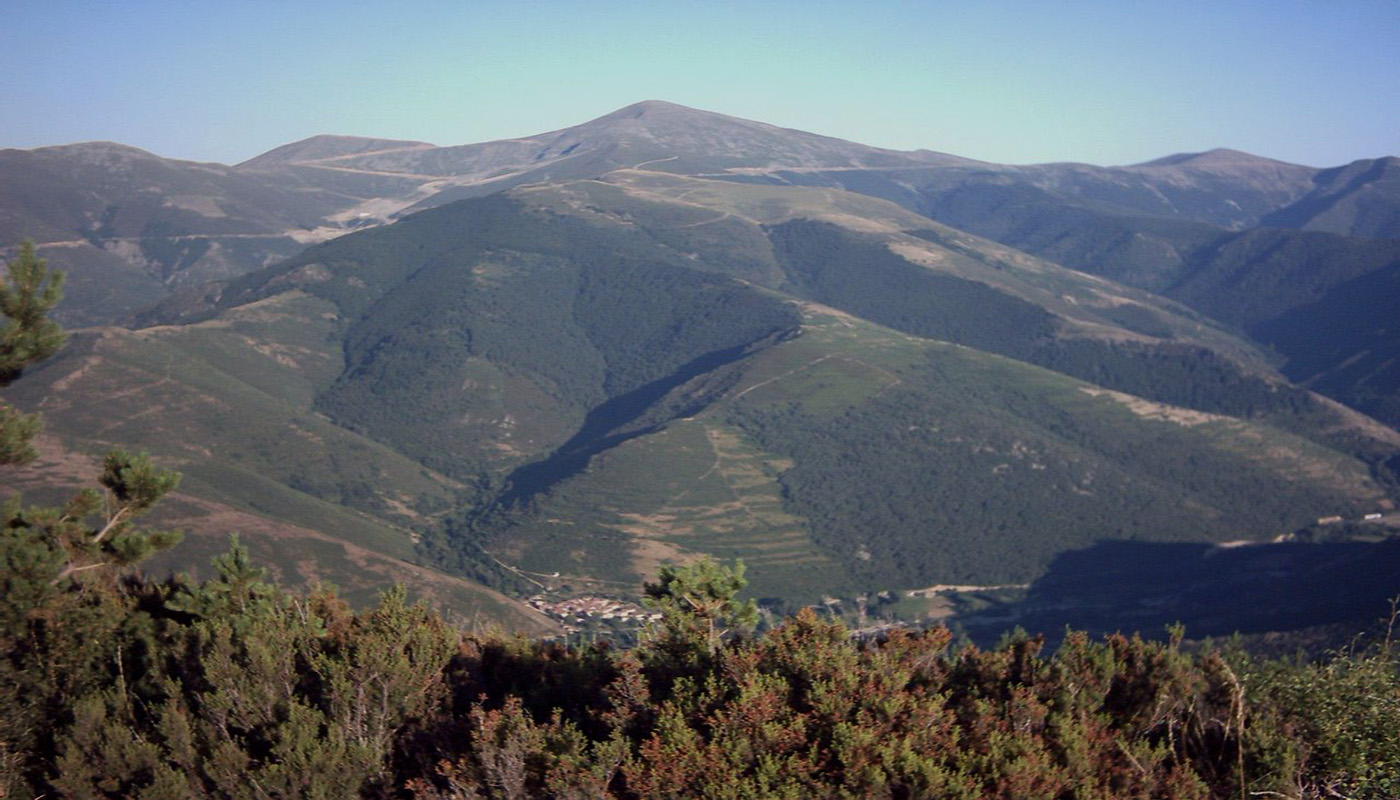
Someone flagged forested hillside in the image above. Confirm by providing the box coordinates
[5,100,1399,640]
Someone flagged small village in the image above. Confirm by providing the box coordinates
[527,595,663,632]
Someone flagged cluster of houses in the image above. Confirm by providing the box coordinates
[527,595,662,626]
[1317,511,1388,525]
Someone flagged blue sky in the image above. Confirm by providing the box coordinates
[4,0,1396,167]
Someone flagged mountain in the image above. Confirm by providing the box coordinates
[0,141,418,325]
[1260,156,1400,239]
[235,134,437,169]
[239,100,982,217]
[5,101,1400,633]
[244,101,973,179]
[0,102,973,329]
[22,168,1396,606]
[737,148,1400,425]
[734,147,1317,235]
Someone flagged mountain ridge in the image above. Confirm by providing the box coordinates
[1132,147,1309,169]
[236,134,438,169]
[5,100,1400,631]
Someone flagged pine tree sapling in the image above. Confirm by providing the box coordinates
[0,241,65,384]
[643,557,758,656]
[0,241,66,466]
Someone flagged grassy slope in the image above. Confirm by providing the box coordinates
[5,434,555,634]
[4,292,557,630]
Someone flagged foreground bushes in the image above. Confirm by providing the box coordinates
[2,547,1397,799]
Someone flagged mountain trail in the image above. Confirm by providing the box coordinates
[631,155,679,170]
[728,355,835,403]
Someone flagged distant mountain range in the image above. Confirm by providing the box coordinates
[5,101,1399,635]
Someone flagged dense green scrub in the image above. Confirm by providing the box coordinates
[2,541,1397,799]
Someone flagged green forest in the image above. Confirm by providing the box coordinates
[4,238,1399,798]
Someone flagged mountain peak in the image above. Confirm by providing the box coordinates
[237,134,436,169]
[545,100,961,170]
[576,99,755,133]
[26,141,166,160]
[1134,148,1301,169]
[605,99,697,118]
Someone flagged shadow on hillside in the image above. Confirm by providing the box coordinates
[954,535,1400,646]
[495,337,776,508]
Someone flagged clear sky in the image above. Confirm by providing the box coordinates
[4,0,1397,167]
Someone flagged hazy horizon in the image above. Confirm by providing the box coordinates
[5,0,1398,168]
